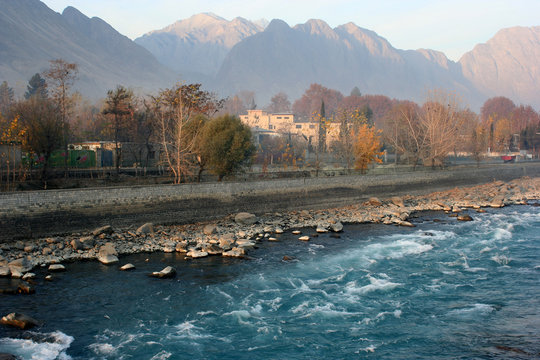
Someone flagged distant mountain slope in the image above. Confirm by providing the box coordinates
[135,13,263,78]
[459,26,540,108]
[214,19,480,107]
[0,0,176,99]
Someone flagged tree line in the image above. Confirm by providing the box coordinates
[2,60,540,189]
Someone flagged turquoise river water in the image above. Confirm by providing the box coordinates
[1,205,539,359]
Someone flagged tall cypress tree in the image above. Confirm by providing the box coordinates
[318,100,326,153]
[24,73,48,100]
[0,81,14,115]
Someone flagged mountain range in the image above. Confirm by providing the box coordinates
[1,0,539,110]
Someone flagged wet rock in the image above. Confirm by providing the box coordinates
[476,209,486,213]
[235,239,256,249]
[42,247,52,255]
[24,245,35,253]
[186,250,209,258]
[316,225,328,233]
[93,225,114,236]
[0,279,34,294]
[282,256,295,261]
[48,264,66,272]
[222,247,246,258]
[0,267,9,277]
[330,222,344,233]
[268,237,278,242]
[120,263,135,271]
[137,223,154,235]
[275,227,284,234]
[398,221,415,227]
[457,214,473,221]
[201,244,222,255]
[298,236,310,241]
[234,212,258,225]
[71,236,95,251]
[45,275,53,281]
[149,266,176,279]
[98,254,119,265]
[1,313,39,330]
[292,230,302,235]
[22,273,35,281]
[175,242,188,253]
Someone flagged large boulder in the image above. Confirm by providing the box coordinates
[203,224,217,235]
[186,250,209,258]
[1,313,39,329]
[390,196,405,207]
[8,258,33,274]
[92,225,114,236]
[234,212,257,225]
[0,267,10,277]
[136,223,154,235]
[97,243,119,265]
[120,263,135,271]
[330,222,344,233]
[366,197,383,206]
[71,236,95,251]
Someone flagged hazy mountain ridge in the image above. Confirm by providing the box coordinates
[459,26,540,107]
[1,1,539,110]
[135,13,263,77]
[0,0,176,99]
[214,18,481,107]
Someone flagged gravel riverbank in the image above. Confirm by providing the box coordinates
[1,177,539,287]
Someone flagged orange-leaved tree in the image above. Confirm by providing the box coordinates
[353,123,383,173]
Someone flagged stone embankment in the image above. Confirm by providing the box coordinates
[1,177,539,284]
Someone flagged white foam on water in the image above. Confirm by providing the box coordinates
[360,309,402,325]
[362,239,434,261]
[480,247,493,254]
[356,344,377,353]
[222,310,253,325]
[346,275,402,295]
[88,342,116,356]
[491,254,511,266]
[196,311,217,316]
[296,303,359,319]
[494,227,512,240]
[174,320,212,339]
[150,350,172,360]
[448,303,496,317]
[0,331,74,360]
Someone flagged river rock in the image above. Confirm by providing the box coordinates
[292,230,302,235]
[0,267,9,277]
[71,236,95,251]
[298,236,310,241]
[92,225,114,236]
[235,212,257,225]
[268,237,278,241]
[316,224,328,233]
[390,196,405,207]
[275,227,284,234]
[48,264,66,272]
[24,245,35,253]
[222,247,246,258]
[9,268,22,279]
[42,247,52,255]
[457,214,473,221]
[1,313,39,330]
[186,250,209,258]
[99,243,118,257]
[175,242,188,253]
[203,224,217,235]
[149,266,176,279]
[8,258,33,274]
[235,239,256,249]
[330,222,344,233]
[120,263,135,271]
[136,223,154,235]
[202,244,222,255]
[98,254,119,265]
[398,221,415,227]
[22,273,35,280]
[367,197,383,206]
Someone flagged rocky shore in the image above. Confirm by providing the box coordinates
[1,176,539,288]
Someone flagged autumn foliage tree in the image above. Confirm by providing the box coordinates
[354,123,383,173]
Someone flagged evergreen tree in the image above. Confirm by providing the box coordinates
[350,86,361,97]
[318,100,327,153]
[0,81,14,115]
[24,73,48,99]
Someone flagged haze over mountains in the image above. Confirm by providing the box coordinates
[1,0,539,110]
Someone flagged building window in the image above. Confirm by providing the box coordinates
[277,116,282,119]
[284,117,290,119]
[296,125,302,129]
[269,125,274,129]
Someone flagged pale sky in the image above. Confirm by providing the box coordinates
[41,0,539,61]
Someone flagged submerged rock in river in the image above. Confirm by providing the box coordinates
[149,266,176,279]
[1,312,39,329]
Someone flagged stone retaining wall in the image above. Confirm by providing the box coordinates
[1,163,539,241]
